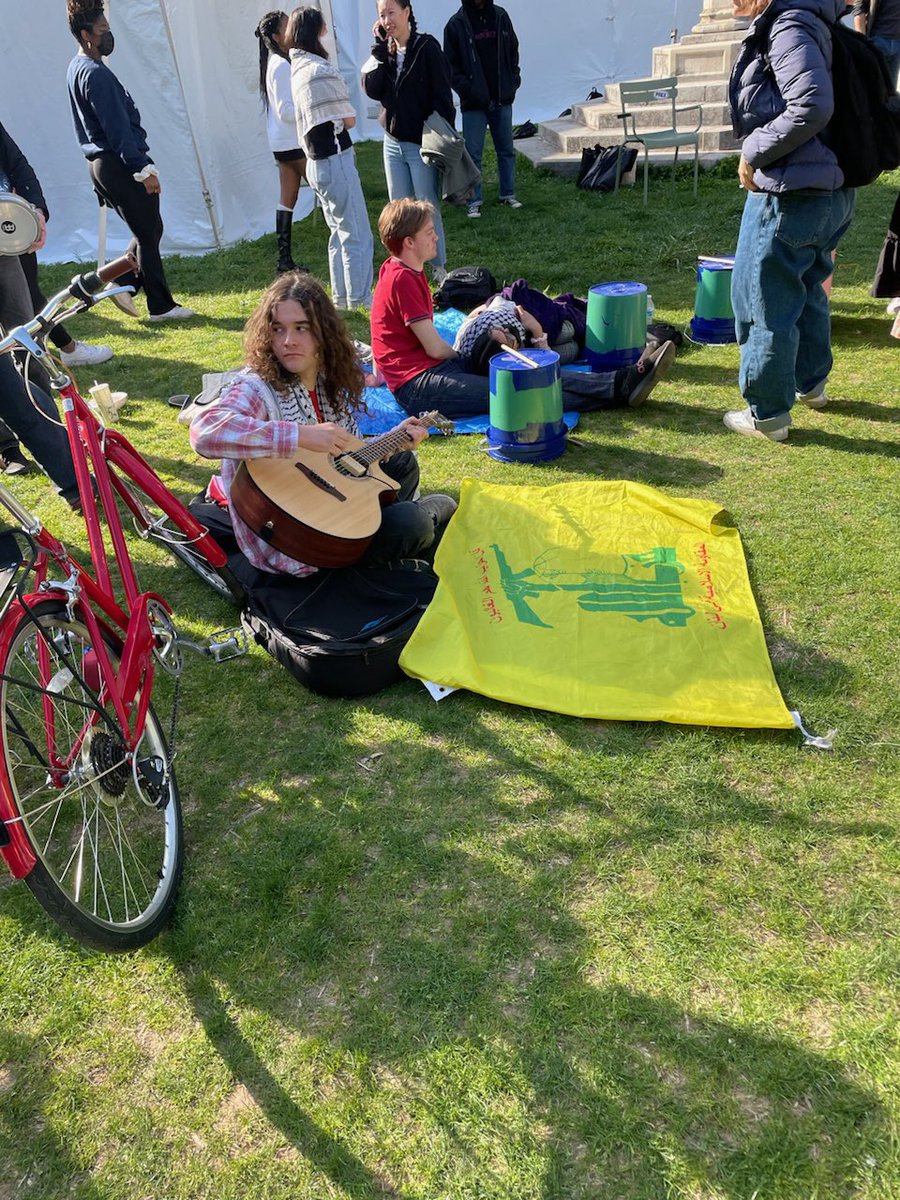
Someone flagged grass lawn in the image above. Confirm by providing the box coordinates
[0,142,898,1200]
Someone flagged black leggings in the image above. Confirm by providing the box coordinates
[88,153,176,315]
[19,253,72,351]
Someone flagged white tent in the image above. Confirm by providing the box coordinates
[0,0,700,263]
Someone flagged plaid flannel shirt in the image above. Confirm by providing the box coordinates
[190,372,358,577]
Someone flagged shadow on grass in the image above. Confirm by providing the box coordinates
[509,440,725,488]
[790,427,900,456]
[166,687,889,1197]
[0,1032,108,1197]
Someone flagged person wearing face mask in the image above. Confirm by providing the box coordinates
[65,0,193,322]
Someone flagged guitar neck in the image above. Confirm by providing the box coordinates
[346,427,411,468]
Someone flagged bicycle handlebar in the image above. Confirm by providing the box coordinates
[66,252,139,306]
[0,252,139,357]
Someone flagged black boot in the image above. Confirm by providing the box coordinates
[275,209,296,275]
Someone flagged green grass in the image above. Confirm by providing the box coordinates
[0,142,898,1199]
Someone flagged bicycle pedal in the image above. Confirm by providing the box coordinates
[205,627,249,662]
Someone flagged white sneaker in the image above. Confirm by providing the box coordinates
[499,196,523,209]
[723,407,790,441]
[796,382,828,409]
[59,340,113,367]
[148,305,195,322]
[467,202,482,219]
[886,297,900,316]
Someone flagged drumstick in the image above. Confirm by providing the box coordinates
[503,344,540,369]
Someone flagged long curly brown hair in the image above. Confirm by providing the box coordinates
[243,272,363,419]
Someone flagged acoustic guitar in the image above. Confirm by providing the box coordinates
[230,412,452,569]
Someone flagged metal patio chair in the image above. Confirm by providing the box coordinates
[614,77,702,205]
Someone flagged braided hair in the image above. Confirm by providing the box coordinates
[67,0,105,43]
[256,10,287,109]
[396,0,417,39]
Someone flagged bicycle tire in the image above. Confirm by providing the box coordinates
[110,465,243,603]
[0,598,183,951]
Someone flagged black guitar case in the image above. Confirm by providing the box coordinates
[189,495,437,697]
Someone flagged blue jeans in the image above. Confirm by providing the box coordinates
[872,35,900,90]
[382,135,446,269]
[395,357,620,419]
[731,187,856,429]
[462,104,516,203]
[306,149,374,307]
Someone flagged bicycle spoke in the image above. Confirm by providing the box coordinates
[0,602,182,947]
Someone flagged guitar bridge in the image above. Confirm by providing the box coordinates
[295,461,347,500]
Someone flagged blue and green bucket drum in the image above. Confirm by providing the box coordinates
[585,281,647,370]
[488,348,566,463]
[690,255,737,343]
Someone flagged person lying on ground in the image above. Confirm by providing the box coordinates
[369,199,676,419]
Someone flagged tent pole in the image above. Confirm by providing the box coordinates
[157,0,224,249]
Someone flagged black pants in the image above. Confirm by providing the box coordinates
[88,153,176,315]
[18,253,72,351]
[0,256,53,454]
[358,450,434,565]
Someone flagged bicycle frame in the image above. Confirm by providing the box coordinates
[0,280,221,879]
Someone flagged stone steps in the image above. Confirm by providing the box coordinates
[517,12,747,181]
[532,116,739,156]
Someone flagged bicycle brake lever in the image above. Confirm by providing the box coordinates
[4,326,47,360]
[95,284,137,302]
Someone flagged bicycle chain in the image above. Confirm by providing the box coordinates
[167,671,181,767]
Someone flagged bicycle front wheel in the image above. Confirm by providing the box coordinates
[0,599,183,951]
[111,469,243,603]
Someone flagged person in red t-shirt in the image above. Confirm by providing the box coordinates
[370,198,677,418]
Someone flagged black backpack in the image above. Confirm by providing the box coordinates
[434,266,497,312]
[754,9,900,187]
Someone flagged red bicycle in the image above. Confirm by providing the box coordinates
[0,255,244,950]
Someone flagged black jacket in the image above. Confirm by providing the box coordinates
[0,123,49,219]
[362,31,455,146]
[443,1,520,112]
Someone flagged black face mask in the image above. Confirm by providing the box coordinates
[97,30,115,56]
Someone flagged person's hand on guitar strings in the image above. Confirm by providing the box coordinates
[389,416,430,455]
[298,421,356,456]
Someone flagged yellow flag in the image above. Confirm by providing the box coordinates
[400,479,795,729]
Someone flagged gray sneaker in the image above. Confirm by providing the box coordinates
[416,493,458,528]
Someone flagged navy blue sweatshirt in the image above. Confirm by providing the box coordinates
[66,54,153,174]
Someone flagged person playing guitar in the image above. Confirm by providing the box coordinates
[190,271,456,578]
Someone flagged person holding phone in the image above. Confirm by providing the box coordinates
[361,0,455,283]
